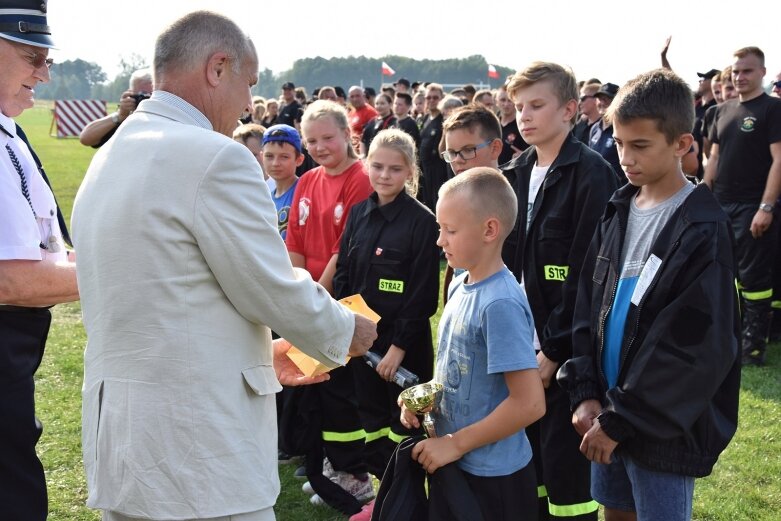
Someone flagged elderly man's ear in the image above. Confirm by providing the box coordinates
[206,52,230,86]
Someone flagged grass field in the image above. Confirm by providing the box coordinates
[17,103,781,520]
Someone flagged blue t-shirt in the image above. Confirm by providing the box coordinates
[271,178,298,239]
[433,267,538,477]
[603,183,694,388]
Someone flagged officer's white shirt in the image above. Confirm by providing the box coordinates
[0,111,65,263]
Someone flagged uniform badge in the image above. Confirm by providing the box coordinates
[375,247,383,256]
[741,116,756,132]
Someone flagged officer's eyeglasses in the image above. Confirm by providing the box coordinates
[19,48,54,69]
[441,139,493,163]
[580,95,594,102]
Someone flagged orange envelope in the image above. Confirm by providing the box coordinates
[287,294,380,377]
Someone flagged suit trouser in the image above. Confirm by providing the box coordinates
[319,363,367,474]
[0,307,51,521]
[102,507,275,521]
[528,380,598,520]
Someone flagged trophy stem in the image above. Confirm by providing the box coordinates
[423,413,437,438]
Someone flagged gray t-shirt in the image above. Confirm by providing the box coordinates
[620,183,695,278]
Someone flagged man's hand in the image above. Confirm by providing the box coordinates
[750,209,773,239]
[572,399,602,437]
[376,344,405,381]
[272,338,330,386]
[661,36,672,69]
[118,89,138,120]
[580,418,619,465]
[536,351,558,389]
[348,313,377,357]
[411,434,464,474]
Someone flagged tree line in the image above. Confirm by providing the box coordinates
[36,54,515,102]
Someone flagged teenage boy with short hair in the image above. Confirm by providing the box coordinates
[502,61,618,521]
[559,68,740,521]
[391,92,421,146]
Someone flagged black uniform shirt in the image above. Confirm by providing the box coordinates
[333,191,439,372]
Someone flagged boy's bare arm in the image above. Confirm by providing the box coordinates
[412,369,545,474]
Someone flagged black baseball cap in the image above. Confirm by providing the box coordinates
[393,78,410,88]
[595,83,619,99]
[281,82,295,90]
[697,69,720,80]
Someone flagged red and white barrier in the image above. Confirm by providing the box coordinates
[52,100,107,138]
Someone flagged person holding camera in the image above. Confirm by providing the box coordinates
[79,68,152,148]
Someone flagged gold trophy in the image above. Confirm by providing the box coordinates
[399,381,443,438]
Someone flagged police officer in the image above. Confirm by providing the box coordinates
[0,2,79,518]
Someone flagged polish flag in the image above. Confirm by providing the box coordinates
[381,61,396,76]
[488,64,499,79]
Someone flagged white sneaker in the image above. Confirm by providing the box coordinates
[302,481,315,495]
[310,493,325,506]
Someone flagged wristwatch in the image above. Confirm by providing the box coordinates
[110,112,121,125]
[759,203,774,213]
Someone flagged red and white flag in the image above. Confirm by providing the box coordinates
[381,61,396,76]
[488,64,499,79]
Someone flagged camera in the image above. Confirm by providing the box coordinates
[130,92,151,105]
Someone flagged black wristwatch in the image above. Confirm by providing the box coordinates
[759,203,774,213]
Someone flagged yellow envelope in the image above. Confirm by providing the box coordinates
[287,294,380,377]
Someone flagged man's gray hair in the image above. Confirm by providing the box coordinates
[129,68,152,90]
[153,11,254,77]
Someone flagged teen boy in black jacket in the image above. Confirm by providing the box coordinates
[502,62,618,521]
[558,69,740,521]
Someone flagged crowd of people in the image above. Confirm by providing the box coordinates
[2,2,781,521]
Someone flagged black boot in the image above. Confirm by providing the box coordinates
[742,305,771,366]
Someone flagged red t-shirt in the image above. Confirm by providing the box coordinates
[349,104,378,150]
[286,161,372,280]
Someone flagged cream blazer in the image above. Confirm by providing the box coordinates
[72,97,354,519]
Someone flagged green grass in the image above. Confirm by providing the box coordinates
[17,105,781,520]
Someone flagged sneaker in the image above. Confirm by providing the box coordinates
[293,464,307,480]
[310,493,325,506]
[330,471,375,503]
[348,499,375,521]
[302,481,315,495]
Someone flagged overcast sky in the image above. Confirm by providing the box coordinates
[48,0,780,90]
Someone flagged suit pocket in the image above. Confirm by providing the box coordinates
[242,365,282,396]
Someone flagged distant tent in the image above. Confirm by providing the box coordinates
[50,100,106,138]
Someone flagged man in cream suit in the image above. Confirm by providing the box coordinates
[71,11,376,521]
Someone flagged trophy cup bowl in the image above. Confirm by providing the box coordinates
[399,382,443,437]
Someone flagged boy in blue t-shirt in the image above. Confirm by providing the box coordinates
[558,69,740,521]
[261,124,305,239]
[401,167,546,520]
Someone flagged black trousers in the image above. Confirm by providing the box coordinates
[350,356,423,478]
[528,380,598,520]
[0,307,51,521]
[319,363,367,474]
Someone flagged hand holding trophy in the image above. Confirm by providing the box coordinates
[399,381,443,438]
